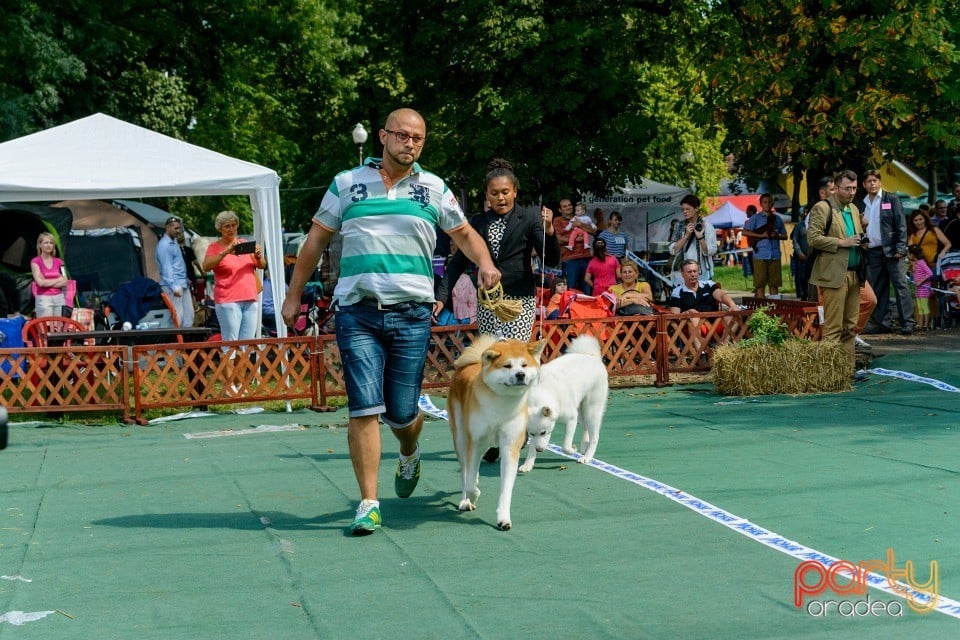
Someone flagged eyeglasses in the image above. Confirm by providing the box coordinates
[165,216,180,225]
[838,186,857,192]
[383,129,426,146]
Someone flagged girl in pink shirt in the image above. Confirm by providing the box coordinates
[908,245,933,330]
[585,238,621,298]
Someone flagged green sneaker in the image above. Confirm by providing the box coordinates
[394,451,421,498]
[351,500,381,536]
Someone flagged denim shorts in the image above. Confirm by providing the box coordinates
[335,301,433,426]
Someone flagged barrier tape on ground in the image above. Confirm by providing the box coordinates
[418,393,960,619]
[183,424,305,439]
[869,368,960,393]
[547,444,960,619]
[151,407,265,424]
[419,394,448,420]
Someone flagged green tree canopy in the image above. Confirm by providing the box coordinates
[353,0,714,208]
[705,0,960,202]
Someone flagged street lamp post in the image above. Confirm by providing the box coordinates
[351,123,368,167]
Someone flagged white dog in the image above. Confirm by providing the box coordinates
[447,335,545,530]
[519,335,608,472]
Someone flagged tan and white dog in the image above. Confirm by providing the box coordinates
[519,335,609,472]
[447,335,545,530]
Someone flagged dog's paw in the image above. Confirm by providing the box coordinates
[518,462,533,473]
[497,520,512,531]
[458,499,476,512]
[562,446,577,454]
[577,455,593,465]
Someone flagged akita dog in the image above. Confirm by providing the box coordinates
[519,335,609,472]
[447,335,545,530]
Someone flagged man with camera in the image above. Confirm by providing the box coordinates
[743,193,788,298]
[808,170,868,378]
[668,194,717,285]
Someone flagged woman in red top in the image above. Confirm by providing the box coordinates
[202,211,266,394]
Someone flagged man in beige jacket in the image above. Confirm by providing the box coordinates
[808,170,868,378]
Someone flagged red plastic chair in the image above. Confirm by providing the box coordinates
[21,317,96,395]
[21,316,88,347]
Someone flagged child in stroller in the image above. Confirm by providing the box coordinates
[935,252,960,329]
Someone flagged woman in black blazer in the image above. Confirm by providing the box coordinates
[438,158,561,340]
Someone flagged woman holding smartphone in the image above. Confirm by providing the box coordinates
[202,210,267,395]
[202,210,266,342]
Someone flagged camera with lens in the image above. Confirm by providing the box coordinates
[694,220,704,234]
[858,233,869,245]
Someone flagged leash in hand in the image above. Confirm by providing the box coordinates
[478,282,524,323]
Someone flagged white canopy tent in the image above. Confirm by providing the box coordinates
[580,180,691,250]
[0,113,287,337]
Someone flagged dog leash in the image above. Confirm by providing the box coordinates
[478,282,523,323]
[538,199,547,339]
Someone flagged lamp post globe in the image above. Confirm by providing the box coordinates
[351,123,368,166]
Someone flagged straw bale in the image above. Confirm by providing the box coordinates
[713,339,851,396]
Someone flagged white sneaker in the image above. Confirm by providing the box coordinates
[854,335,871,349]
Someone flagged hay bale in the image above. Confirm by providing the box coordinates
[713,339,851,396]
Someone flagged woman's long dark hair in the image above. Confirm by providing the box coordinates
[593,238,607,261]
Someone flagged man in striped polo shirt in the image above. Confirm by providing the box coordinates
[282,108,499,535]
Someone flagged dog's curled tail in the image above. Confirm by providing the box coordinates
[453,334,501,369]
[566,335,602,358]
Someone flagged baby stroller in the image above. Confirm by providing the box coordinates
[935,252,960,329]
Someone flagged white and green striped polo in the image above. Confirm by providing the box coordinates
[313,158,467,306]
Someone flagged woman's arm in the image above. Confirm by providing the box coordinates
[435,250,470,311]
[202,241,236,272]
[703,221,719,257]
[31,262,68,288]
[934,226,952,258]
[532,209,561,267]
[252,244,267,270]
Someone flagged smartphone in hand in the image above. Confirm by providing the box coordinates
[234,241,257,255]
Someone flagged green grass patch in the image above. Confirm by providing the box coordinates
[712,264,795,294]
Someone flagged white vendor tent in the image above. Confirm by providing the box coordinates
[580,180,691,250]
[704,201,748,229]
[0,113,287,336]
